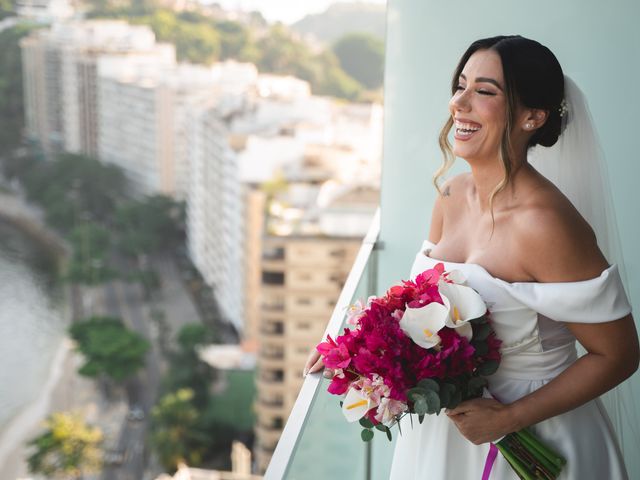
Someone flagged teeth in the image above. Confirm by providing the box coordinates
[455,121,481,133]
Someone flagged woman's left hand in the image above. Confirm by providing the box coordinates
[446,398,517,444]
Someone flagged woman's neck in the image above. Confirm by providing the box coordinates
[468,153,529,213]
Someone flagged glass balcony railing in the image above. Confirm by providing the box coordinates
[265,209,395,480]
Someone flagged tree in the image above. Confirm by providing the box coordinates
[114,194,185,257]
[163,323,216,409]
[21,153,127,231]
[149,389,211,470]
[332,32,385,89]
[27,412,103,479]
[69,316,150,383]
[66,223,115,284]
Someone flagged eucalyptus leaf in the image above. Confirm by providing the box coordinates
[472,340,488,356]
[450,388,462,409]
[425,390,441,414]
[473,323,492,341]
[468,376,488,396]
[478,359,499,376]
[417,378,440,393]
[386,428,393,442]
[413,397,429,415]
[418,414,425,424]
[440,383,457,408]
[361,429,374,442]
[470,315,488,325]
[407,387,428,402]
[375,424,389,432]
[359,417,374,429]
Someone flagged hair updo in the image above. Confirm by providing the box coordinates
[435,35,566,220]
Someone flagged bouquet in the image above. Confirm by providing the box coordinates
[316,263,566,480]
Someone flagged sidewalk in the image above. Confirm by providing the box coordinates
[0,339,127,480]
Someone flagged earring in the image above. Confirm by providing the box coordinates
[525,123,533,130]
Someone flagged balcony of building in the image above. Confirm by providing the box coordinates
[261,1,640,478]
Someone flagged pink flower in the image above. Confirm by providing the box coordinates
[374,397,408,424]
[328,374,353,395]
[317,335,352,370]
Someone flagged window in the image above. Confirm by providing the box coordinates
[262,271,285,285]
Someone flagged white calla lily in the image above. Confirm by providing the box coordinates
[399,300,449,349]
[444,269,467,285]
[439,282,487,341]
[342,387,377,422]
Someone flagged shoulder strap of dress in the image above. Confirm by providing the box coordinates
[500,264,632,323]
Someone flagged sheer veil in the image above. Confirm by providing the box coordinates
[528,75,640,459]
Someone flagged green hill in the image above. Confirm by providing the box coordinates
[291,2,386,44]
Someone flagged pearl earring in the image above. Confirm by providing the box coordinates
[525,123,533,129]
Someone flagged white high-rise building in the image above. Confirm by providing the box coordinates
[20,20,166,157]
[98,60,257,199]
[186,104,244,329]
[15,0,74,23]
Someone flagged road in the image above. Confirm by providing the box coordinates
[96,255,161,480]
[95,253,202,479]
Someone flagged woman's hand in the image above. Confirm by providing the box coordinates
[446,398,518,444]
[303,348,326,377]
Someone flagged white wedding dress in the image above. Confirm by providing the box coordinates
[389,240,632,480]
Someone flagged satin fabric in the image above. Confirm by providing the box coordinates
[389,241,631,480]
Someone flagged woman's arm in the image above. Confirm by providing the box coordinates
[447,203,639,443]
[447,314,639,444]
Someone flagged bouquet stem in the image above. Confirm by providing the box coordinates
[496,428,566,480]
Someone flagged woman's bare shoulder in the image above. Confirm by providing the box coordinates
[513,183,608,282]
[429,173,472,242]
[438,172,473,199]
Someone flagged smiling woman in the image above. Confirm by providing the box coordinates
[385,35,638,480]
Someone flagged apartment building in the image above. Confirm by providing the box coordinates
[20,20,163,157]
[254,183,379,473]
[15,0,74,23]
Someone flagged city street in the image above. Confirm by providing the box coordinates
[86,253,203,479]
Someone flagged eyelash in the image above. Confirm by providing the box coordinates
[455,85,496,96]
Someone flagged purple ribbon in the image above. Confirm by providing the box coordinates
[482,443,499,480]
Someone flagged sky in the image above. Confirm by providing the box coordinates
[207,0,387,25]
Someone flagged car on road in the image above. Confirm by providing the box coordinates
[127,406,145,422]
[104,449,125,465]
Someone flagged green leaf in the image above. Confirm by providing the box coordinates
[417,378,440,393]
[386,428,393,442]
[473,323,492,341]
[375,424,389,432]
[470,315,488,325]
[407,387,428,402]
[418,414,425,424]
[413,397,429,415]
[361,429,374,442]
[425,390,441,414]
[359,418,374,429]
[397,417,403,436]
[449,388,462,409]
[471,340,488,356]
[440,383,456,408]
[468,376,488,396]
[478,360,500,376]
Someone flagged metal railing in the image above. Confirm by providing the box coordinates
[264,209,381,480]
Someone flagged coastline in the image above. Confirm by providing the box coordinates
[0,339,126,480]
[0,191,69,261]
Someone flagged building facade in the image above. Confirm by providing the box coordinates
[20,20,162,158]
[254,235,361,473]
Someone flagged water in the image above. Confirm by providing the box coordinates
[0,220,67,430]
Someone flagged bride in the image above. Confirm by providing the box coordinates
[305,35,638,478]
